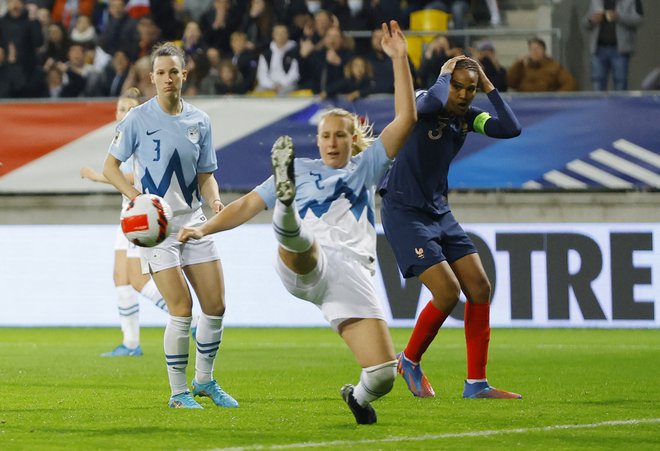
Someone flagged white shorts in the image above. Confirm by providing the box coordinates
[114,225,146,258]
[140,208,219,274]
[275,246,386,332]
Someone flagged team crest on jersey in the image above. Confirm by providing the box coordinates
[111,129,122,147]
[186,126,200,144]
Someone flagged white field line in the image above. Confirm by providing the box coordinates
[213,418,660,451]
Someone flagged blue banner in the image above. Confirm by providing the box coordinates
[216,94,660,191]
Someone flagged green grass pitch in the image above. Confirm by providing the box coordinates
[1,327,658,450]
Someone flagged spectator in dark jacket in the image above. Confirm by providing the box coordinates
[323,55,374,101]
[0,0,44,97]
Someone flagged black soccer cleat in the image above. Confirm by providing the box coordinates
[341,384,377,425]
[271,135,296,206]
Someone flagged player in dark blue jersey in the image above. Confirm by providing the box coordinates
[379,55,523,399]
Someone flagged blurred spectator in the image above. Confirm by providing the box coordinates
[181,20,206,58]
[641,66,660,90]
[507,37,576,92]
[240,0,274,53]
[37,22,69,66]
[310,8,336,45]
[255,23,300,95]
[299,25,353,94]
[416,34,461,89]
[34,6,52,37]
[121,54,155,97]
[323,54,373,101]
[132,15,161,60]
[474,39,507,91]
[287,7,312,42]
[51,0,95,31]
[64,41,102,96]
[230,30,258,92]
[98,0,139,58]
[582,0,643,91]
[0,42,26,98]
[322,0,372,32]
[70,14,97,45]
[200,58,248,95]
[149,0,185,41]
[100,49,131,97]
[366,26,417,94]
[200,0,241,55]
[183,48,211,96]
[0,0,44,97]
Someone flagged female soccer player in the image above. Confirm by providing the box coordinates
[178,20,416,424]
[80,88,169,357]
[103,42,237,409]
[379,55,523,399]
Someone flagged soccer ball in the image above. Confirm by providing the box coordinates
[120,194,173,247]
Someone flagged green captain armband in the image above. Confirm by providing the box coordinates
[473,112,491,135]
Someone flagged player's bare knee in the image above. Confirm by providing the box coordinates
[361,360,397,398]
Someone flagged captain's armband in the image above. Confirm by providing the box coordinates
[473,112,492,135]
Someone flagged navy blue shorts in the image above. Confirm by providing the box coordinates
[381,198,477,278]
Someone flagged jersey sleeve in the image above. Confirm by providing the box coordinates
[253,175,276,210]
[416,73,451,114]
[354,138,391,186]
[468,90,522,138]
[196,113,218,173]
[108,111,137,162]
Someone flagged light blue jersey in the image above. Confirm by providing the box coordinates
[255,138,391,272]
[108,97,217,215]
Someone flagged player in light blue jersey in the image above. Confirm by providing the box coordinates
[178,20,416,424]
[80,88,169,358]
[103,42,237,409]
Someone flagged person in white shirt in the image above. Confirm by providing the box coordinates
[255,23,300,94]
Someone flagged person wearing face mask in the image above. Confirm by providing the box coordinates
[379,55,523,400]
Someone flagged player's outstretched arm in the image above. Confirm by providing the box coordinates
[378,20,416,159]
[178,191,266,242]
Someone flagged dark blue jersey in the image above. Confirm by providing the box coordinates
[379,73,521,215]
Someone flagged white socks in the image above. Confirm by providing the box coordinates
[272,200,313,253]
[164,315,192,395]
[353,360,397,407]
[140,278,168,313]
[116,285,139,349]
[194,313,224,384]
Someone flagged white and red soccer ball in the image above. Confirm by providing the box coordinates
[120,194,172,247]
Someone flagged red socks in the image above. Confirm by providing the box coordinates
[465,302,490,380]
[404,301,449,363]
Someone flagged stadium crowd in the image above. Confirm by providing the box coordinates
[0,0,646,100]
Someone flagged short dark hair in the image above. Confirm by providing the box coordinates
[455,57,479,73]
[150,42,185,70]
[528,37,546,50]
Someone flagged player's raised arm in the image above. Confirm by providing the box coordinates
[178,191,266,242]
[377,20,417,160]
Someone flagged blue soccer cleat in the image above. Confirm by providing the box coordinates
[463,380,522,399]
[396,352,435,398]
[191,379,239,407]
[101,344,143,357]
[168,391,204,409]
[271,135,296,206]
